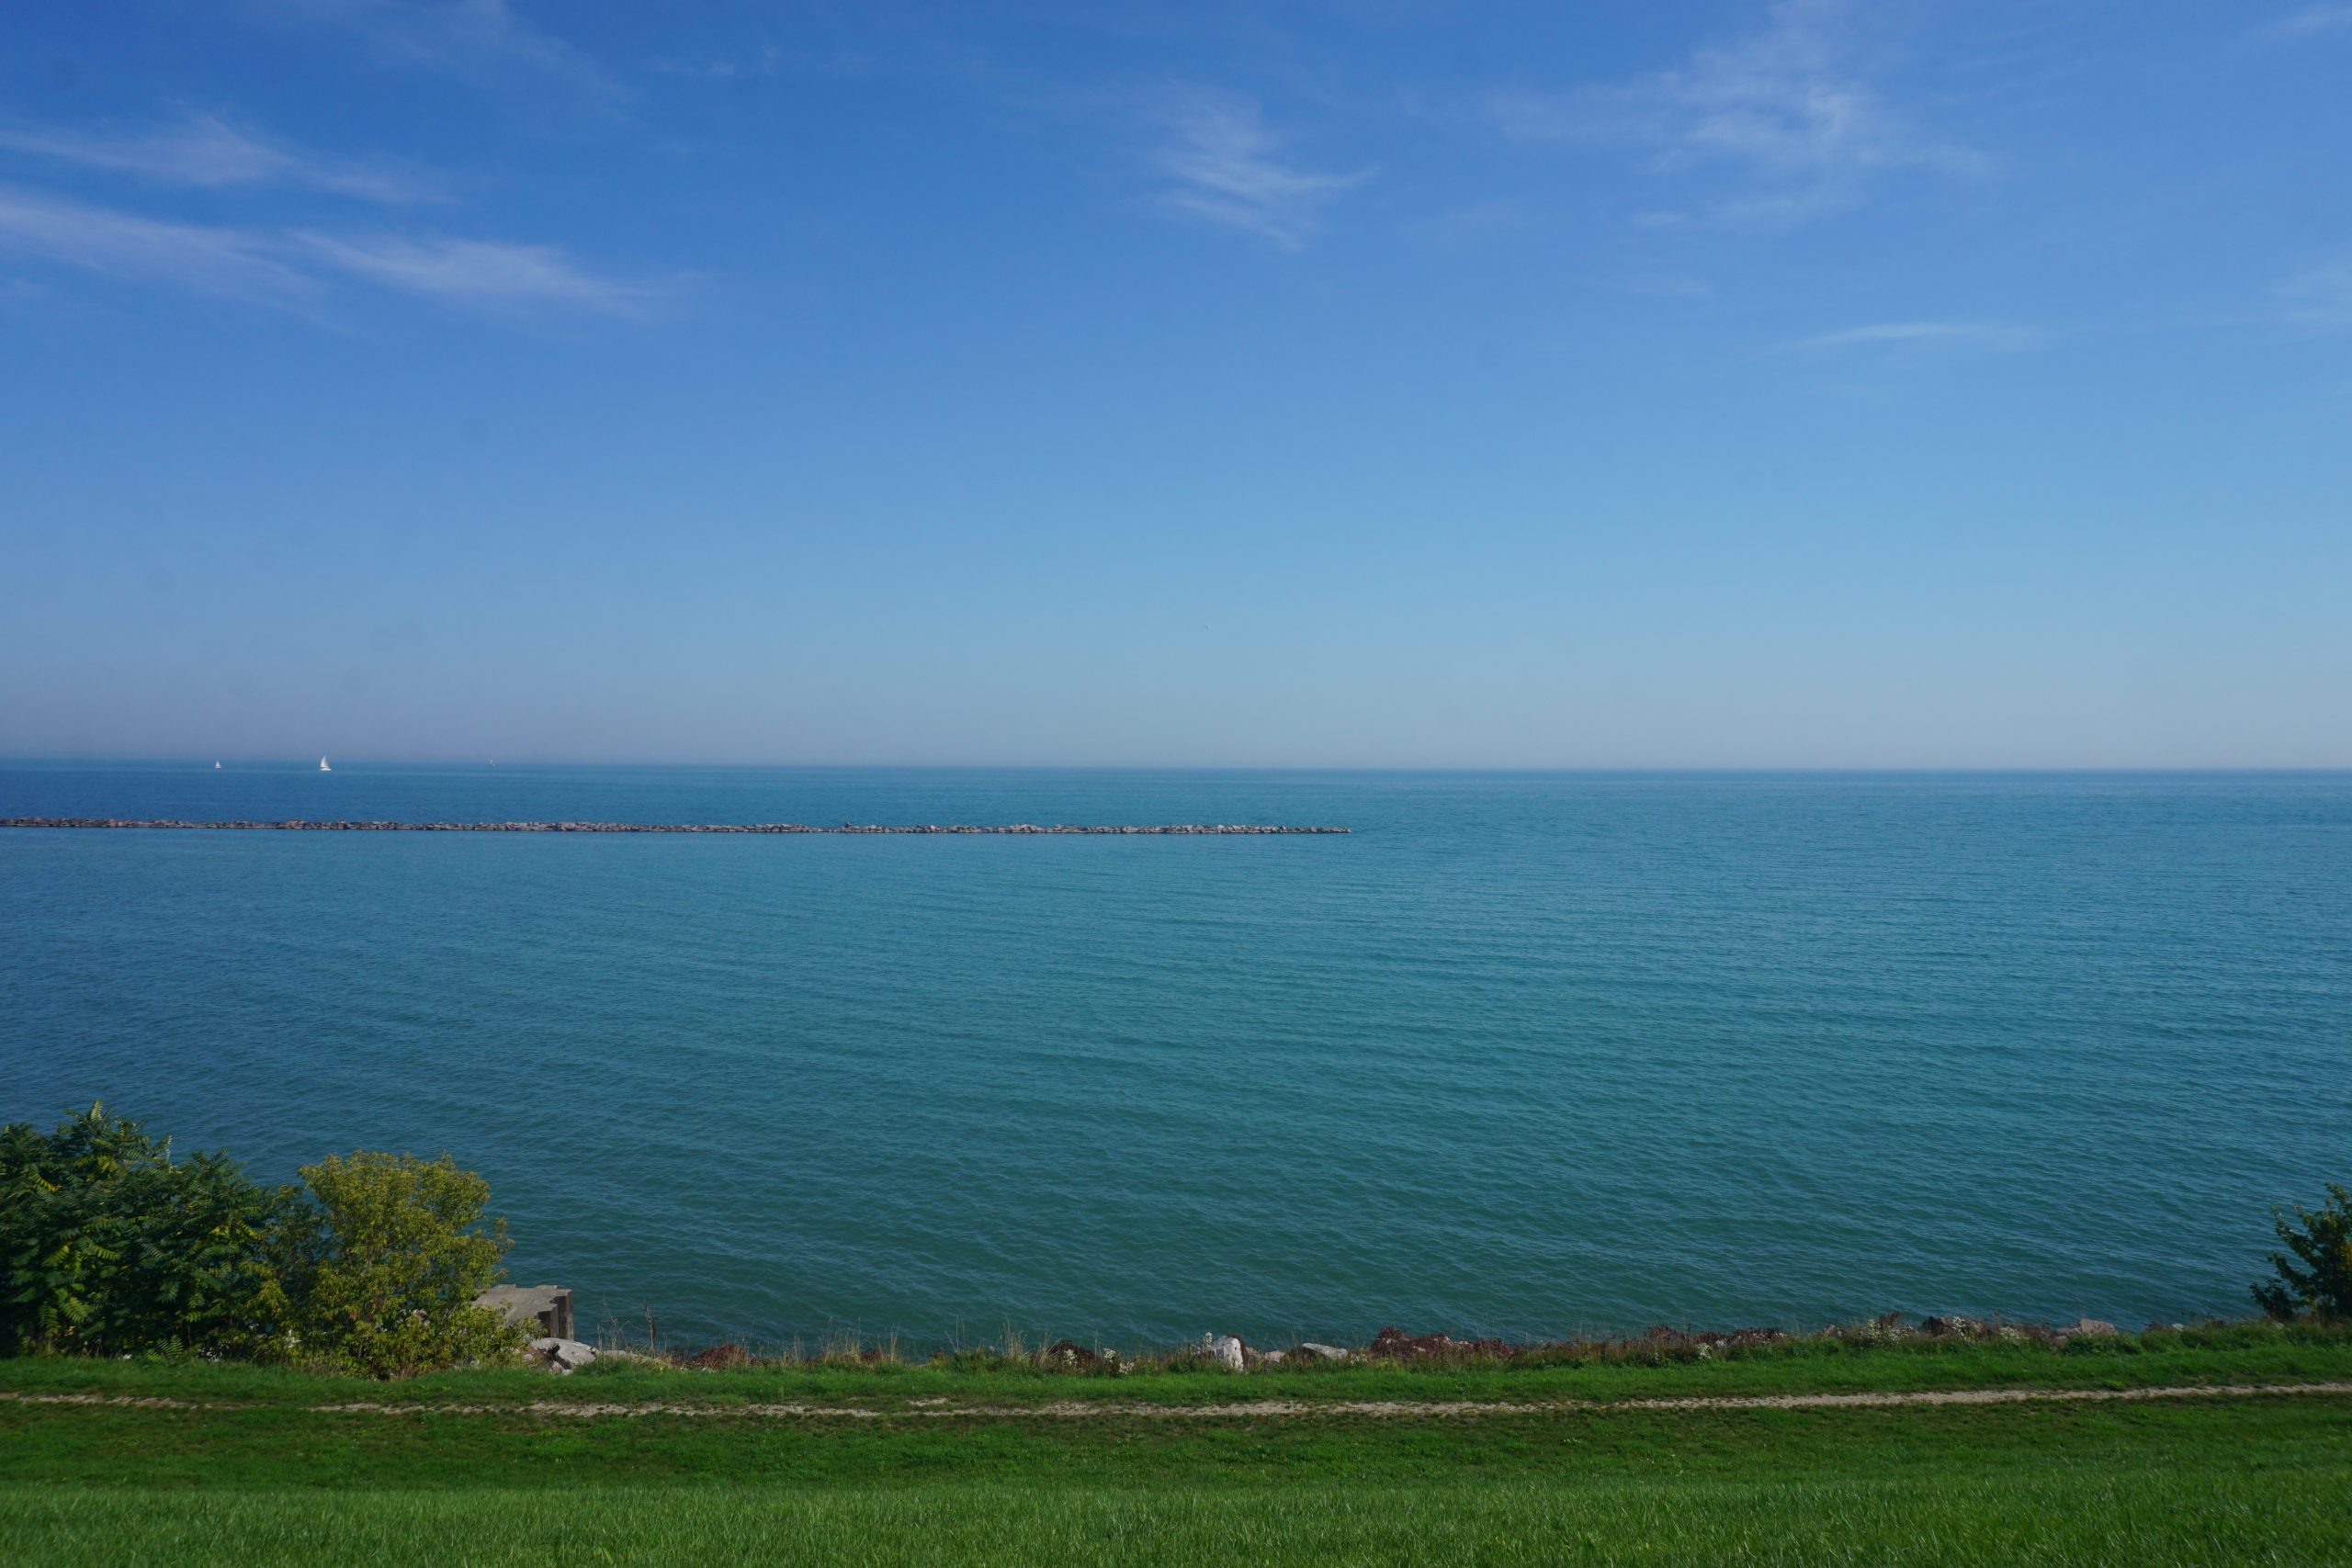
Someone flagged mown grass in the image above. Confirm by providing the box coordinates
[5,1471,2346,1568]
[2,1387,2343,1487]
[5,1330,2346,1563]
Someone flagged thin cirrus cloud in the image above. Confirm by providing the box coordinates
[2266,5,2352,37]
[0,185,324,306]
[0,114,443,205]
[1487,0,1980,224]
[1150,94,1370,250]
[250,0,620,102]
[2275,255,2352,328]
[649,46,783,83]
[1783,321,2040,354]
[0,184,662,317]
[291,231,666,313]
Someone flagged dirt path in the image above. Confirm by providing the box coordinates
[7,1382,2351,1421]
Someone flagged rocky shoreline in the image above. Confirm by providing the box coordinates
[1174,1315,2135,1371]
[502,1314,2151,1377]
[0,818,1349,835]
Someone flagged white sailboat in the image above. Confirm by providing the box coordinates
[319,756,332,773]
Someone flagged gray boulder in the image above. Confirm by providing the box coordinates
[529,1337,598,1373]
[1204,1334,1247,1371]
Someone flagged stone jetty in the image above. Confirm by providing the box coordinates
[1,818,1348,835]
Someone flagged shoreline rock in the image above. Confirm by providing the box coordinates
[524,1314,2216,1373]
[526,1337,597,1373]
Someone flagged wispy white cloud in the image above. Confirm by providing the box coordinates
[2276,255,2352,328]
[1488,0,1979,225]
[1615,271,1715,302]
[1713,187,1863,230]
[1151,94,1370,250]
[1784,320,2040,354]
[0,114,442,204]
[253,0,618,100]
[1401,199,1531,251]
[293,231,664,313]
[0,185,661,318]
[649,46,782,83]
[0,186,324,306]
[2267,6,2352,38]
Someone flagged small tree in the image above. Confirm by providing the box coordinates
[287,1152,521,1377]
[2253,1184,2352,1323]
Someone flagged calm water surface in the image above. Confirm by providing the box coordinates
[4,765,2347,1347]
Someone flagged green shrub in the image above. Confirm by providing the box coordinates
[2254,1184,2352,1323]
[0,1104,292,1358]
[1,1108,523,1376]
[280,1151,522,1377]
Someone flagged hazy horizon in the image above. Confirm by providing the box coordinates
[9,757,2352,776]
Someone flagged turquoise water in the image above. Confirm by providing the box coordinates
[3,765,2347,1348]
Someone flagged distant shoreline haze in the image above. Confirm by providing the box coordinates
[5,760,2351,774]
[1,818,1351,835]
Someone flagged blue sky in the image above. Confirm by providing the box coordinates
[2,1,2346,767]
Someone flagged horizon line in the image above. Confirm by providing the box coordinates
[5,757,2351,776]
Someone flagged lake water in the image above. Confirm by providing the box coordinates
[3,765,2346,1348]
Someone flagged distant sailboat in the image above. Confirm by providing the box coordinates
[319,756,332,773]
[214,761,221,770]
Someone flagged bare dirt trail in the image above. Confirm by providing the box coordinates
[7,1382,2351,1422]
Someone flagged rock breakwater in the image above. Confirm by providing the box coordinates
[1,818,1349,835]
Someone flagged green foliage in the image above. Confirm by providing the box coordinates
[282,1152,521,1377]
[0,1104,291,1358]
[0,1107,521,1376]
[2255,1183,2352,1323]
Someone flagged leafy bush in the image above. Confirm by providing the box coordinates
[0,1104,291,1358]
[280,1152,521,1377]
[0,1107,523,1375]
[2254,1184,2352,1323]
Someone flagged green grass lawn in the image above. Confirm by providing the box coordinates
[6,1467,2346,1568]
[5,1329,2347,1564]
